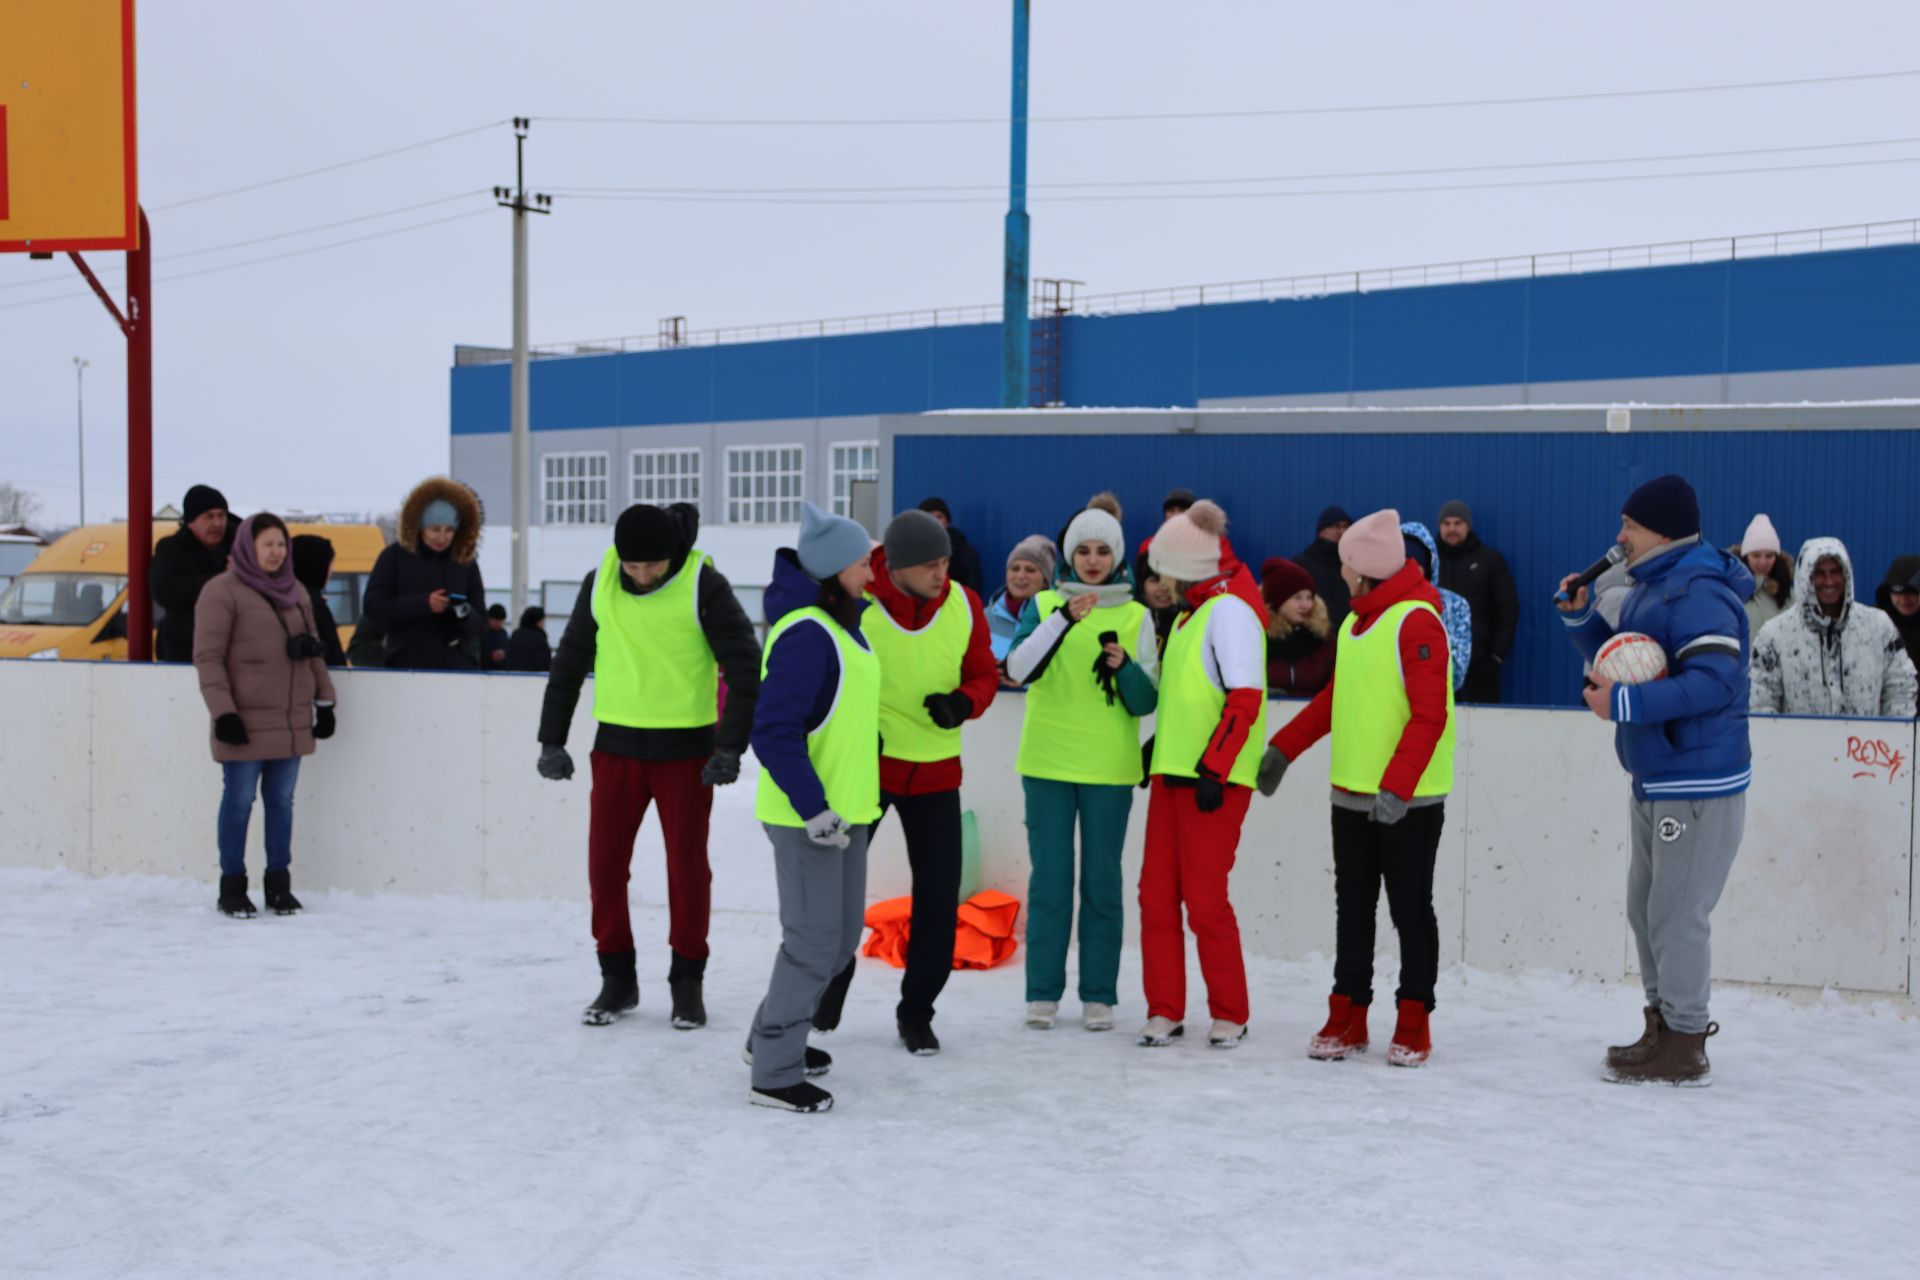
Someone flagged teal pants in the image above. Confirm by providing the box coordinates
[1022,777,1132,1005]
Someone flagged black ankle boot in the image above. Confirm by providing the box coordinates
[668,952,707,1030]
[262,869,302,916]
[582,950,639,1026]
[218,874,257,919]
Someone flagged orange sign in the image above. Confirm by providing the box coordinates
[0,0,139,253]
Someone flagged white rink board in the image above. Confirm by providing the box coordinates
[0,661,1912,996]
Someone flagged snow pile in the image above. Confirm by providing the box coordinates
[2,867,1916,1279]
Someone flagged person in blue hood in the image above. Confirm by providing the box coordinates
[1401,521,1472,692]
[1556,474,1752,1088]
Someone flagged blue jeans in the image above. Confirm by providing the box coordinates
[217,757,301,877]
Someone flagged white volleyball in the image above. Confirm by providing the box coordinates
[1594,631,1669,685]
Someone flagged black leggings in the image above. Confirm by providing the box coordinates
[1330,803,1445,1009]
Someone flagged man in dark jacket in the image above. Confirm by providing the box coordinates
[506,606,552,672]
[290,534,348,667]
[537,501,761,1032]
[917,497,985,599]
[484,604,511,669]
[360,477,487,670]
[1435,500,1520,704]
[1876,556,1920,699]
[150,484,234,662]
[1296,505,1353,633]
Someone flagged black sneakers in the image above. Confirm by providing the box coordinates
[898,1019,941,1056]
[750,1081,833,1113]
[740,1044,833,1078]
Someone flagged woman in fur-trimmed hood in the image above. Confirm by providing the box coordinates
[360,476,489,670]
[1261,557,1334,696]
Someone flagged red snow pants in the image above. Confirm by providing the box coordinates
[1139,777,1251,1024]
[587,752,713,959]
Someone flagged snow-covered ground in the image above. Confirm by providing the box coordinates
[3,867,1916,1280]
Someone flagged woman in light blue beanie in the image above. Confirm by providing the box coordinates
[360,476,488,670]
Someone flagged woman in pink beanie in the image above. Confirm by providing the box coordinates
[1261,507,1457,1068]
[1732,514,1793,634]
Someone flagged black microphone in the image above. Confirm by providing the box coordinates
[1555,545,1627,604]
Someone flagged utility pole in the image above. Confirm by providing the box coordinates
[73,356,89,525]
[494,118,552,618]
[1001,0,1032,409]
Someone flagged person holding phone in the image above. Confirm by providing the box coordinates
[361,477,489,670]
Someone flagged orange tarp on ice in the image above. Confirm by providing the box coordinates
[861,890,1020,970]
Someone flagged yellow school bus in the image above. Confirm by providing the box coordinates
[0,522,387,662]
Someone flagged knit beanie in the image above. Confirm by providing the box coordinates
[1162,487,1196,513]
[614,503,683,562]
[1621,474,1700,540]
[289,534,335,594]
[1006,535,1058,582]
[1315,504,1354,534]
[1148,499,1227,584]
[884,509,951,568]
[797,501,873,581]
[1741,513,1781,555]
[1062,505,1125,563]
[1259,557,1314,609]
[181,484,228,524]
[420,498,460,530]
[1339,508,1406,581]
[1438,499,1473,526]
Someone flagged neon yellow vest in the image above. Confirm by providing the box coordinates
[862,584,973,762]
[754,607,882,827]
[1149,593,1267,787]
[1329,599,1456,797]
[589,545,717,729]
[1017,592,1149,785]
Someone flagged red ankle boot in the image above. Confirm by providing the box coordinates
[1387,998,1431,1067]
[1307,994,1370,1060]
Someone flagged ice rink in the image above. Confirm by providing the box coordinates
[3,865,1917,1279]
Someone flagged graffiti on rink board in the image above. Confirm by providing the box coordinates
[1846,736,1908,785]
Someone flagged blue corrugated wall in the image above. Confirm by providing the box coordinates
[892,428,1920,708]
[452,244,1920,434]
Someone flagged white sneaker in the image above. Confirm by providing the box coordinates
[1025,1000,1059,1030]
[1208,1019,1248,1049]
[1082,1002,1115,1032]
[1138,1016,1184,1047]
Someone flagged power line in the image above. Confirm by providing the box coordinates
[150,121,506,211]
[0,209,495,312]
[538,67,1920,128]
[547,133,1920,197]
[0,193,490,294]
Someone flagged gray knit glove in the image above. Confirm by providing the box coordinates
[1256,747,1290,797]
[1369,790,1409,826]
[537,744,574,781]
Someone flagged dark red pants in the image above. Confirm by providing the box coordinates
[1139,777,1252,1024]
[588,752,713,959]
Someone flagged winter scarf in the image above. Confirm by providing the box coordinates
[229,517,304,609]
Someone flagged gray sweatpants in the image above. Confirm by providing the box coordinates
[749,822,870,1090]
[1626,794,1745,1034]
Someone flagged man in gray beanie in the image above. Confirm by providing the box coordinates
[1435,498,1518,704]
[814,507,999,1056]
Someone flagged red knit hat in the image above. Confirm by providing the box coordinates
[1259,557,1314,609]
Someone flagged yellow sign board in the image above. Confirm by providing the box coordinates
[0,0,139,253]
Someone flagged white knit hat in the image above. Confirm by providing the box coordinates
[1148,499,1227,584]
[1062,506,1125,564]
[1742,514,1781,555]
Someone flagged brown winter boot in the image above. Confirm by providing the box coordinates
[1604,1021,1717,1087]
[1606,1007,1664,1069]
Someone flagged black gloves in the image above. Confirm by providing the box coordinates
[313,704,336,740]
[214,713,249,746]
[700,747,742,787]
[1256,747,1289,797]
[1194,765,1226,814]
[537,744,575,781]
[923,690,973,730]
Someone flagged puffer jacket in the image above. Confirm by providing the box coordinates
[1751,538,1918,718]
[1563,538,1753,800]
[1730,543,1795,636]
[985,587,1035,663]
[192,573,337,763]
[361,477,487,670]
[1403,521,1472,691]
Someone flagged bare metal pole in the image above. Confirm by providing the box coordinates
[496,119,551,618]
[73,356,90,525]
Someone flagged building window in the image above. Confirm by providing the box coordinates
[542,452,609,526]
[829,441,879,517]
[725,445,805,524]
[631,447,702,507]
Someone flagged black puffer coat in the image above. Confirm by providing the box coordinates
[151,523,236,662]
[361,477,488,670]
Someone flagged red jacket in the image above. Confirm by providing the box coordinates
[867,546,1000,795]
[1270,560,1450,801]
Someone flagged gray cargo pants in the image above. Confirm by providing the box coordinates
[748,822,869,1090]
[1627,794,1745,1035]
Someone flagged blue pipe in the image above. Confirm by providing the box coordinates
[1002,0,1031,408]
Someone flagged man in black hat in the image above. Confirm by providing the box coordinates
[536,502,761,1032]
[150,484,235,662]
[1295,504,1355,632]
[1435,499,1519,704]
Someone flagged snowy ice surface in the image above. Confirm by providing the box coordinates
[3,867,1917,1280]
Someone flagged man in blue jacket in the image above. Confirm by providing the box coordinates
[1556,474,1752,1087]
